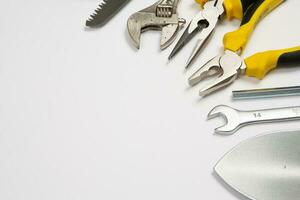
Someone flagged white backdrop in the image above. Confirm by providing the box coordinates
[0,0,300,199]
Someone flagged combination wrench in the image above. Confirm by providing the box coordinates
[208,105,300,135]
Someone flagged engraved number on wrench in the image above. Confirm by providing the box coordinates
[208,105,300,135]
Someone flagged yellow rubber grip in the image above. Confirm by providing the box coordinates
[245,46,300,79]
[223,0,284,53]
[223,0,243,20]
[195,0,209,8]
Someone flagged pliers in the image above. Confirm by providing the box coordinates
[189,0,300,96]
[168,0,261,69]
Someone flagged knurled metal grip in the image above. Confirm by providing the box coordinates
[156,0,178,17]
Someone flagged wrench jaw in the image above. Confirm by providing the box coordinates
[127,13,143,49]
[127,13,185,50]
[127,0,185,50]
[208,105,242,135]
[161,23,182,50]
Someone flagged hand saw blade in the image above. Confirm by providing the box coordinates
[86,0,130,27]
[215,130,300,200]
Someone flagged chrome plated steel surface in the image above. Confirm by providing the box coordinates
[233,85,300,100]
[189,50,246,96]
[127,0,185,50]
[169,0,225,68]
[208,105,300,135]
[215,130,300,200]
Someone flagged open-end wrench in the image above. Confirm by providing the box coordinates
[208,105,300,135]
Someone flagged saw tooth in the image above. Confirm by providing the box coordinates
[100,2,106,7]
[85,0,130,27]
[95,9,101,14]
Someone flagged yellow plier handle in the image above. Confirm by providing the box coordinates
[195,0,209,7]
[195,0,257,20]
[245,46,300,79]
[223,0,285,53]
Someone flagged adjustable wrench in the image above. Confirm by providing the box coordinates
[208,105,300,135]
[127,0,185,50]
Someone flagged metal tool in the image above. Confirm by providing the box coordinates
[233,85,300,100]
[127,0,186,50]
[215,130,300,200]
[188,0,300,97]
[208,105,300,135]
[168,0,259,69]
[86,0,130,27]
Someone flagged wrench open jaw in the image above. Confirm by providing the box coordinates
[208,105,242,135]
[127,0,185,50]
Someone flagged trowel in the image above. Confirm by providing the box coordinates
[215,130,300,200]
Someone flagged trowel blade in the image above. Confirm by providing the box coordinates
[215,130,300,200]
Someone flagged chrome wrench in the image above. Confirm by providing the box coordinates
[208,105,300,135]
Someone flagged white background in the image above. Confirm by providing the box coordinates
[0,0,300,199]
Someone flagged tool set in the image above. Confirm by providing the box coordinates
[85,0,300,199]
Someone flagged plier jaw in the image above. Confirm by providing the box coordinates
[188,50,246,96]
[188,0,289,96]
[168,0,224,68]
